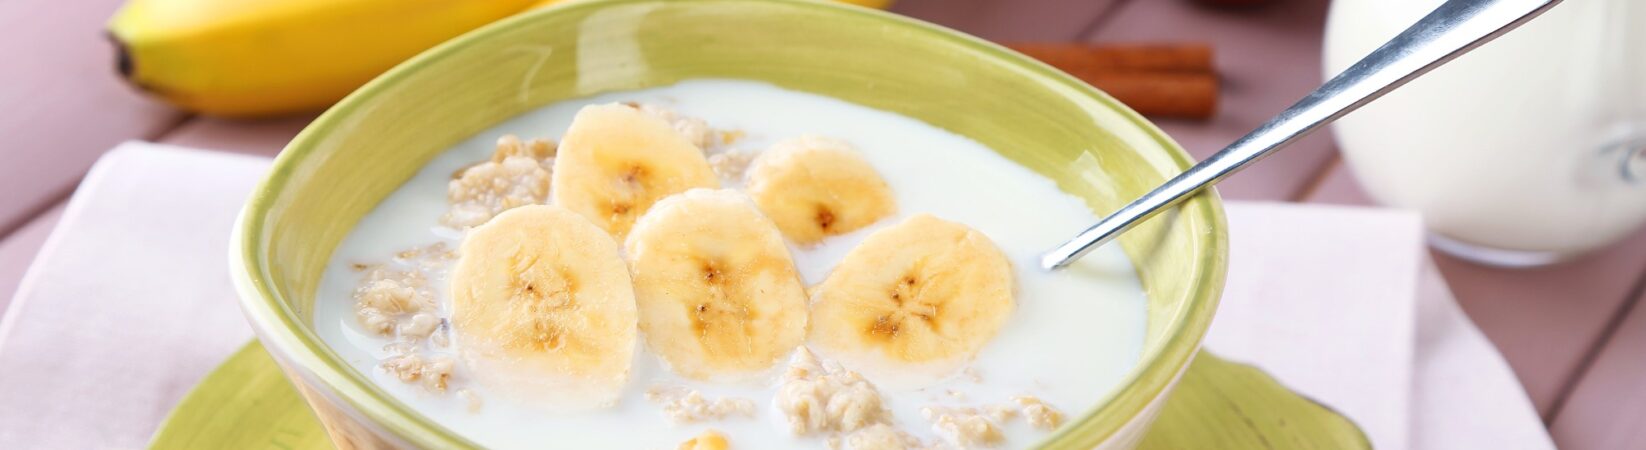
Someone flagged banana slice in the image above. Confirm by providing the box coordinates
[625,189,808,380]
[745,137,896,245]
[628,102,713,151]
[449,204,638,408]
[551,103,719,240]
[808,214,1015,376]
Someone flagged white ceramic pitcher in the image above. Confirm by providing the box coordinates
[1325,0,1646,266]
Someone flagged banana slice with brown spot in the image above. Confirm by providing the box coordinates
[808,214,1014,375]
[551,103,719,240]
[449,204,637,408]
[626,189,808,380]
[745,137,896,245]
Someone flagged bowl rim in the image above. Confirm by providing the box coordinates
[230,0,1227,447]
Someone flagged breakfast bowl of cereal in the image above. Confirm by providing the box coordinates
[228,0,1226,448]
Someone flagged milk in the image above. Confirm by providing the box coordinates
[1325,0,1646,263]
[313,79,1147,449]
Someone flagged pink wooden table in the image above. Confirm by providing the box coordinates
[2,0,1642,447]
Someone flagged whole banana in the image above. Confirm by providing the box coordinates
[107,0,539,117]
[107,0,893,118]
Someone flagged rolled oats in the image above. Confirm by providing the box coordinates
[646,386,756,424]
[773,348,892,435]
[1012,396,1064,431]
[844,424,925,450]
[929,409,1002,448]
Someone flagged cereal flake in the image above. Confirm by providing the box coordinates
[844,424,926,450]
[928,408,1003,448]
[1012,396,1064,431]
[382,353,455,393]
[646,386,756,424]
[773,347,892,435]
[442,135,556,228]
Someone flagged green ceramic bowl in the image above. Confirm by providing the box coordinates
[229,0,1227,448]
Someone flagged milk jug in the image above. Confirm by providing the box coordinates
[1325,0,1646,265]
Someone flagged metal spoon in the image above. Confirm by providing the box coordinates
[1039,0,1563,271]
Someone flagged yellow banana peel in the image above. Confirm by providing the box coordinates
[109,0,540,117]
[108,0,893,117]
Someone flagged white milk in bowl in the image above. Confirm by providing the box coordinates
[313,79,1148,449]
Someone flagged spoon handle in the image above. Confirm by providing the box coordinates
[1040,0,1562,271]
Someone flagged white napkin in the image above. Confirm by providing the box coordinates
[0,142,1552,449]
[0,143,263,448]
[1211,204,1554,449]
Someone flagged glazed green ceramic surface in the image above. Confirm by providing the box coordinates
[1139,355,1373,449]
[148,343,329,450]
[230,0,1227,448]
[151,344,1366,450]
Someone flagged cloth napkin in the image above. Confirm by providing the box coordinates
[1210,204,1555,449]
[0,142,1553,449]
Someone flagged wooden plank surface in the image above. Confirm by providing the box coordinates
[1550,285,1646,449]
[0,111,309,371]
[1308,159,1646,421]
[157,116,316,157]
[1303,157,1373,205]
[890,0,1122,41]
[1084,0,1336,201]
[0,0,184,235]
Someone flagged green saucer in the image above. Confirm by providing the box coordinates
[149,342,1369,449]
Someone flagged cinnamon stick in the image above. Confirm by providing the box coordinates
[1006,43,1219,119]
[1081,71,1219,120]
